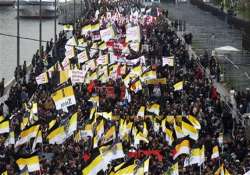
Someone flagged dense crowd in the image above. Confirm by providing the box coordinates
[0,0,250,175]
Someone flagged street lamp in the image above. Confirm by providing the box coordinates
[73,0,76,23]
[54,0,57,42]
[39,0,42,58]
[17,0,20,67]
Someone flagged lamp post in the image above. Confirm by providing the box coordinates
[65,0,67,24]
[54,0,57,58]
[17,0,20,66]
[80,0,83,15]
[39,0,42,58]
[54,0,57,42]
[73,0,76,23]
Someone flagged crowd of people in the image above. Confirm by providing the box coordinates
[0,0,250,174]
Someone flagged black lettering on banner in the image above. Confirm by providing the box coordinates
[60,98,73,109]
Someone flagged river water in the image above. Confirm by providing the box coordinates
[0,6,62,83]
[162,0,250,91]
[0,1,249,90]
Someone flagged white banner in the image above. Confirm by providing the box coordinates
[85,59,96,71]
[55,95,76,110]
[61,57,70,70]
[36,72,48,85]
[126,26,141,42]
[126,58,140,66]
[65,47,75,59]
[77,50,88,63]
[96,54,109,65]
[65,37,77,51]
[97,65,108,77]
[162,56,174,67]
[100,27,114,42]
[89,44,98,58]
[70,70,87,84]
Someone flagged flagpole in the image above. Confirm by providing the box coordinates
[39,0,42,58]
[174,57,176,80]
[28,139,32,153]
[199,164,202,175]
[73,0,76,23]
[54,0,57,58]
[41,138,44,152]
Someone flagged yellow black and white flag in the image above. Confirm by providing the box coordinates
[47,126,66,144]
[50,70,70,86]
[16,155,40,173]
[32,130,43,152]
[99,142,125,163]
[15,125,40,147]
[0,115,4,122]
[137,106,145,118]
[0,120,9,134]
[146,103,160,116]
[4,131,15,147]
[82,148,103,175]
[65,113,78,137]
[174,81,183,91]
[51,85,76,110]
[35,72,48,85]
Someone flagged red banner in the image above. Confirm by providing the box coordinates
[82,150,163,162]
[128,150,163,161]
[95,85,125,100]
[106,86,115,99]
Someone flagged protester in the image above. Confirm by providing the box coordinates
[0,78,4,97]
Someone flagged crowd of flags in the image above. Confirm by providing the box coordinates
[0,103,229,174]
